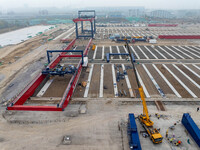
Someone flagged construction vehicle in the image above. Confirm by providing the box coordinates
[133,36,143,39]
[125,39,163,144]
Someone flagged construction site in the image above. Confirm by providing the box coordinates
[0,9,200,150]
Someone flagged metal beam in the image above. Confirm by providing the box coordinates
[7,105,63,111]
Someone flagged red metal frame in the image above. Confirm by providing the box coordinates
[7,106,63,111]
[148,24,178,27]
[59,38,92,109]
[48,39,76,69]
[7,38,92,111]
[159,35,200,39]
[73,18,95,23]
[59,55,82,58]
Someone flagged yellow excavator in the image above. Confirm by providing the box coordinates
[125,40,163,144]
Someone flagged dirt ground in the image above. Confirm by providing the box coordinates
[145,64,175,97]
[177,64,200,84]
[115,64,130,98]
[137,64,160,97]
[42,75,73,97]
[103,64,114,98]
[156,64,192,98]
[126,65,140,98]
[73,67,89,97]
[166,64,200,97]
[0,24,75,100]
[89,64,101,98]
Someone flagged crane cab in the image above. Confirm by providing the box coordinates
[151,133,163,144]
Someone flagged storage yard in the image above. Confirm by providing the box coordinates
[0,11,200,150]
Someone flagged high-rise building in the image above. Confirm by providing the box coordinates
[150,10,173,18]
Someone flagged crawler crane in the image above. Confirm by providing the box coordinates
[125,40,163,144]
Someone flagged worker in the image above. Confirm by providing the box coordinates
[197,107,199,112]
[178,141,181,144]
[166,129,168,138]
[175,140,181,146]
[169,138,173,143]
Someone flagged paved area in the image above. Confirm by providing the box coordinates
[95,24,200,39]
[0,101,200,150]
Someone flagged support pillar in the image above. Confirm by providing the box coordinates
[75,22,79,39]
[94,19,96,33]
[81,21,84,33]
[91,22,94,38]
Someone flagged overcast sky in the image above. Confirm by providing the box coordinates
[1,0,200,10]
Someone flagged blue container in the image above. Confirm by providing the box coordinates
[116,39,130,42]
[182,113,200,147]
[127,113,142,150]
[134,38,146,42]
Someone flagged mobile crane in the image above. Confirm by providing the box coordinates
[125,40,163,144]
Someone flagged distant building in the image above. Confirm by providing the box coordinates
[108,12,122,18]
[39,10,48,15]
[96,12,106,18]
[7,11,15,15]
[129,9,144,17]
[150,10,173,19]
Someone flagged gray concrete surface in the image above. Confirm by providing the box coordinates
[0,101,199,150]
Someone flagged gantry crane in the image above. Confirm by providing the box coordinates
[125,40,163,144]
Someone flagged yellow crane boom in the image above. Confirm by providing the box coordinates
[125,40,163,144]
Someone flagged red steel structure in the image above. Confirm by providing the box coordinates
[73,18,95,23]
[159,35,200,39]
[148,24,178,27]
[73,18,95,39]
[7,38,92,111]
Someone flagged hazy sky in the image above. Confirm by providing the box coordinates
[1,0,200,9]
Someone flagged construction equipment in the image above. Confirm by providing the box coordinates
[81,81,87,87]
[133,36,143,39]
[92,44,96,50]
[125,39,163,144]
[127,114,142,150]
[42,64,76,76]
[182,113,200,147]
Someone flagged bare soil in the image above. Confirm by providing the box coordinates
[156,46,174,59]
[115,64,130,98]
[136,64,160,97]
[186,64,200,75]
[156,64,192,98]
[126,65,140,98]
[111,46,119,59]
[96,47,102,59]
[145,64,175,97]
[133,46,146,59]
[166,64,200,97]
[103,64,114,98]
[42,75,72,97]
[176,64,200,85]
[73,67,89,97]
[89,64,101,98]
